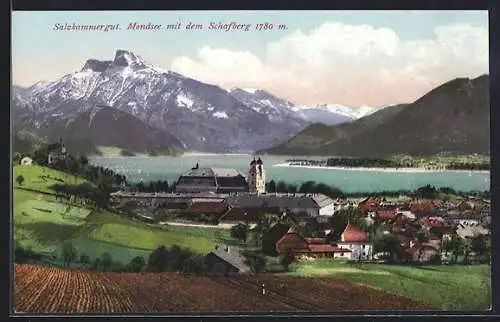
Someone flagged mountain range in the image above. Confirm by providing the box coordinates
[260,75,490,157]
[11,49,381,154]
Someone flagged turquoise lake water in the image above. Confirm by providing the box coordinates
[88,153,490,193]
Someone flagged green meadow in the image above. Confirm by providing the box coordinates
[287,260,491,310]
[12,165,231,265]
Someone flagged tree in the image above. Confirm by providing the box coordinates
[471,236,489,262]
[327,207,367,240]
[230,223,249,244]
[79,253,90,265]
[128,256,146,272]
[251,214,280,249]
[281,248,295,272]
[62,242,78,267]
[373,233,402,262]
[267,180,277,193]
[147,245,169,272]
[93,257,102,271]
[299,180,317,193]
[16,175,25,186]
[460,238,473,265]
[416,229,430,263]
[444,234,464,264]
[276,181,288,193]
[100,252,113,272]
[243,249,267,274]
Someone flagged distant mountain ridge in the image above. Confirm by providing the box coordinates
[11,49,387,153]
[260,75,490,157]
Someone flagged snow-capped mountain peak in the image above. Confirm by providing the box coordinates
[300,103,382,120]
[11,49,314,153]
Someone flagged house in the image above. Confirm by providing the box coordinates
[455,222,490,239]
[275,230,351,260]
[456,197,490,213]
[20,156,33,166]
[183,200,230,217]
[408,202,435,214]
[445,210,486,226]
[205,245,252,276]
[358,196,380,213]
[419,216,446,229]
[47,139,67,165]
[336,224,373,261]
[390,213,421,237]
[374,209,396,222]
[225,193,335,222]
[406,243,440,263]
[429,226,455,241]
[333,198,351,213]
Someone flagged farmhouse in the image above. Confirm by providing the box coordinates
[275,229,351,260]
[205,245,252,276]
[336,224,373,261]
[20,156,33,166]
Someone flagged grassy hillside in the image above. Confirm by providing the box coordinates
[262,75,489,157]
[287,260,491,310]
[13,165,230,265]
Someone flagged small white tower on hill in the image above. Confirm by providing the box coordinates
[248,157,266,194]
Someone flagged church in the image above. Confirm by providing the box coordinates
[174,157,266,194]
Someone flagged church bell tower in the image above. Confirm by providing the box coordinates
[248,157,266,194]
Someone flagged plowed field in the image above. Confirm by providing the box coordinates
[13,264,433,313]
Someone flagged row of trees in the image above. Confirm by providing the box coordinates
[323,157,490,171]
[60,241,207,273]
[446,162,490,171]
[372,232,491,265]
[326,157,400,168]
[129,180,173,193]
[51,183,109,210]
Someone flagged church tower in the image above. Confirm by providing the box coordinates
[248,157,266,194]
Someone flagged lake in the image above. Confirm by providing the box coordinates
[88,153,490,193]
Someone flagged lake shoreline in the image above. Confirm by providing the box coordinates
[272,163,490,174]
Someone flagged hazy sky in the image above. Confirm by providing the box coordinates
[12,10,488,106]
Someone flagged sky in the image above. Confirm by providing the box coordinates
[11,10,489,107]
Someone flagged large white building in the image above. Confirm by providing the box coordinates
[174,163,248,194]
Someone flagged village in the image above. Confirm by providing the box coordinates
[107,155,491,276]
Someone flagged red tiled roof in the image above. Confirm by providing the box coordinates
[409,202,435,213]
[185,201,229,214]
[359,196,380,212]
[419,216,445,228]
[341,224,368,243]
[304,238,327,244]
[432,200,442,207]
[376,210,396,220]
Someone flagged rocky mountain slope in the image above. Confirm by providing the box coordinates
[12,50,387,153]
[260,75,490,157]
[11,50,309,153]
[34,105,185,155]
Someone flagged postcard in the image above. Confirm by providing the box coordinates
[11,9,491,314]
